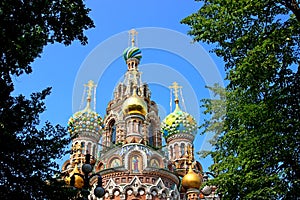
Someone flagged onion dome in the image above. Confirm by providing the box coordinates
[161,101,197,139]
[68,107,102,135]
[122,93,147,116]
[64,164,84,189]
[68,80,103,135]
[181,165,202,190]
[123,29,142,62]
[123,46,142,61]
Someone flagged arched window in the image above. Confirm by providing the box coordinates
[170,146,173,159]
[87,142,92,154]
[92,144,96,157]
[127,121,131,133]
[148,121,154,146]
[109,120,116,145]
[180,143,185,156]
[174,143,179,159]
[81,141,85,154]
[138,121,143,134]
[133,120,137,132]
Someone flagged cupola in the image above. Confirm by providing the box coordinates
[68,80,103,135]
[123,29,142,71]
[122,85,147,116]
[181,165,202,190]
[161,82,197,139]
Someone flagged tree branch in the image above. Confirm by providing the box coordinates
[283,0,300,22]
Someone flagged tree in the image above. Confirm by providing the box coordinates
[0,0,94,199]
[182,1,300,199]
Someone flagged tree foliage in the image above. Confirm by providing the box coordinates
[0,0,94,82]
[182,1,300,199]
[0,0,94,199]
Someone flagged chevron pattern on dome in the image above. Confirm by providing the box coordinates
[161,106,197,139]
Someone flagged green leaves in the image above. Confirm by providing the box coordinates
[0,0,94,84]
[0,1,94,199]
[183,0,300,199]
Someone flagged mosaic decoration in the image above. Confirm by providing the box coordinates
[150,159,160,168]
[131,155,141,173]
[110,158,121,168]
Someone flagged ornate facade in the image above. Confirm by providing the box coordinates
[62,30,220,200]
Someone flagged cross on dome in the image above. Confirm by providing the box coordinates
[169,82,182,101]
[129,29,138,47]
[85,80,97,102]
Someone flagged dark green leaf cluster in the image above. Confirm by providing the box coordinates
[0,0,94,199]
[0,0,94,82]
[183,0,300,199]
[0,89,72,199]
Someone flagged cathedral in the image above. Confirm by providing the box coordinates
[61,30,220,200]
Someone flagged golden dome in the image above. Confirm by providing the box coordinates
[64,164,84,189]
[181,166,202,190]
[122,95,147,116]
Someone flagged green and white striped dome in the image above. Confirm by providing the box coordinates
[123,46,142,61]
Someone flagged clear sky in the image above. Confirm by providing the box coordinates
[12,1,226,171]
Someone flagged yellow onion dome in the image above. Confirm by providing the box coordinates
[161,102,197,139]
[122,94,147,116]
[68,101,103,135]
[64,164,84,189]
[181,166,202,190]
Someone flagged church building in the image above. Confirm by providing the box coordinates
[61,30,219,200]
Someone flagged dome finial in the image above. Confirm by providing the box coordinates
[129,29,138,47]
[169,82,182,105]
[84,80,97,110]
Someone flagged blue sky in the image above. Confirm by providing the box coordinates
[12,1,226,171]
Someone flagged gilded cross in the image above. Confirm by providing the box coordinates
[129,29,138,47]
[169,82,182,100]
[85,80,96,100]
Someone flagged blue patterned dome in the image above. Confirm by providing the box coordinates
[161,104,197,139]
[68,106,103,135]
[123,46,142,61]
